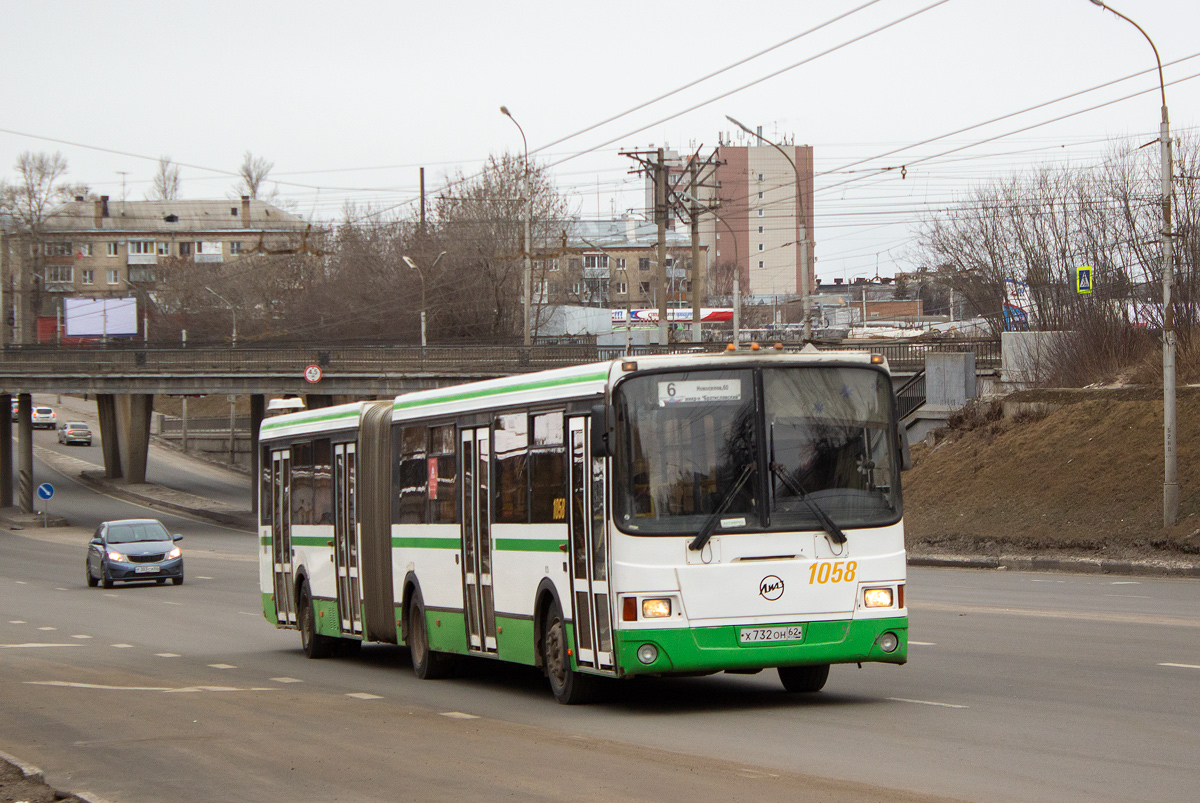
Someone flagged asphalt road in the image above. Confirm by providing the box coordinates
[1,433,1198,802]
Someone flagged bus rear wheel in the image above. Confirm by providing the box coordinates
[778,663,829,693]
[407,589,452,679]
[298,582,335,659]
[543,601,600,705]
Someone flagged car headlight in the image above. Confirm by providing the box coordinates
[166,547,181,560]
[863,587,894,608]
[107,551,128,562]
[641,598,672,618]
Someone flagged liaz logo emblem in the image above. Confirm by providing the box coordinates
[759,575,784,600]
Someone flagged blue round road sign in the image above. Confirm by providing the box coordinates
[36,483,54,500]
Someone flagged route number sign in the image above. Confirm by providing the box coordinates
[304,364,323,383]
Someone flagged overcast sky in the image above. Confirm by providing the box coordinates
[4,0,1199,282]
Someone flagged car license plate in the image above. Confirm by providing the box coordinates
[134,565,161,573]
[739,625,803,644]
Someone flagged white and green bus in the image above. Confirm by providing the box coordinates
[258,348,910,703]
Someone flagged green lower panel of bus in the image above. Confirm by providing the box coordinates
[262,593,277,625]
[613,616,907,676]
[313,597,341,637]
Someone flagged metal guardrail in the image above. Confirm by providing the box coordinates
[0,339,999,377]
[895,370,927,420]
[160,416,253,434]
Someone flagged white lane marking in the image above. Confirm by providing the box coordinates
[55,587,69,591]
[103,594,118,598]
[910,641,937,646]
[28,681,277,693]
[888,697,969,709]
[15,581,26,585]
[208,664,236,670]
[196,576,214,580]
[238,612,259,616]
[1159,662,1200,670]
[162,601,182,606]
[271,677,303,683]
[111,644,134,648]
[346,692,383,700]
[911,600,1200,628]
[1105,594,1152,599]
[1111,581,1141,585]
[440,711,479,719]
[0,643,83,649]
[38,626,57,631]
[71,635,93,639]
[8,620,26,624]
[155,653,181,658]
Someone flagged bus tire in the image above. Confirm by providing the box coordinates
[778,663,829,693]
[298,581,335,659]
[543,600,600,705]
[407,589,452,679]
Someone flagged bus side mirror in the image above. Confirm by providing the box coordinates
[898,427,912,471]
[591,404,611,458]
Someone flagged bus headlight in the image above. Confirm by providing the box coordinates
[641,598,672,618]
[863,588,893,608]
[877,632,899,653]
[637,643,659,664]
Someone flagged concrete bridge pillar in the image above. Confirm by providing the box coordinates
[17,393,32,513]
[0,393,11,508]
[96,393,153,484]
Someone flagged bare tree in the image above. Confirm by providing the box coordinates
[0,151,88,343]
[148,156,181,201]
[236,152,276,200]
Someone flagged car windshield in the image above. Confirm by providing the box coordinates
[106,522,171,543]
[612,365,900,535]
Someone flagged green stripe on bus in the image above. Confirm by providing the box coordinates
[494,538,567,553]
[393,369,609,412]
[392,537,461,549]
[290,535,333,547]
[261,409,360,433]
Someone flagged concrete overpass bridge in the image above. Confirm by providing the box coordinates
[0,339,999,513]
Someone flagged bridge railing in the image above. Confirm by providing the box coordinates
[0,339,999,376]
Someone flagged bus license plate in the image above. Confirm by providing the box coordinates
[135,565,161,573]
[739,625,803,644]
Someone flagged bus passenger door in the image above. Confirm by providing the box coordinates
[271,449,296,626]
[333,443,362,635]
[461,427,498,654]
[567,416,615,673]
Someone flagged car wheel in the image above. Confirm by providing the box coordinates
[102,570,114,589]
[86,564,98,587]
[157,578,166,585]
[298,581,334,659]
[543,600,600,705]
[172,574,183,586]
[778,663,830,693]
[407,587,452,679]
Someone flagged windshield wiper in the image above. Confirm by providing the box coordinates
[769,461,847,544]
[688,463,756,552]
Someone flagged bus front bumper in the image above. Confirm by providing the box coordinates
[613,616,907,676]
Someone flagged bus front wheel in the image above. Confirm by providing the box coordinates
[542,601,599,705]
[298,581,335,659]
[778,663,829,693]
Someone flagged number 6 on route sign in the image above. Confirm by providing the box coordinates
[36,483,54,500]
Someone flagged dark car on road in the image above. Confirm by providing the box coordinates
[86,519,184,588]
[57,421,93,446]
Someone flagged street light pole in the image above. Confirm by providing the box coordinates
[726,115,812,342]
[205,287,236,348]
[500,105,533,347]
[1088,1,1177,527]
[403,251,445,349]
[681,189,741,344]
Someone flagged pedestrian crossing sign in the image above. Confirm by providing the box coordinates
[1076,265,1093,294]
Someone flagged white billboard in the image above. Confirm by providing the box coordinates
[64,297,139,337]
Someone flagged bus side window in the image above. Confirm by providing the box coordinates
[530,412,565,523]
[429,424,457,523]
[396,426,428,524]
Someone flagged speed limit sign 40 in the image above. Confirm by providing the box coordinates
[304,364,323,383]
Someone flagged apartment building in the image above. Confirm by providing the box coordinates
[3,195,309,341]
[532,218,707,309]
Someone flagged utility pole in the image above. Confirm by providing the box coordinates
[689,160,702,343]
[419,167,426,236]
[655,148,668,346]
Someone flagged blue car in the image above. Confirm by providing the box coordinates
[86,519,184,588]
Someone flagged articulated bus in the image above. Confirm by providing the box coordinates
[258,348,911,703]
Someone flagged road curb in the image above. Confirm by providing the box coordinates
[909,553,1200,578]
[0,749,43,784]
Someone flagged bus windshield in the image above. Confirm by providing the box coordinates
[613,365,900,535]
